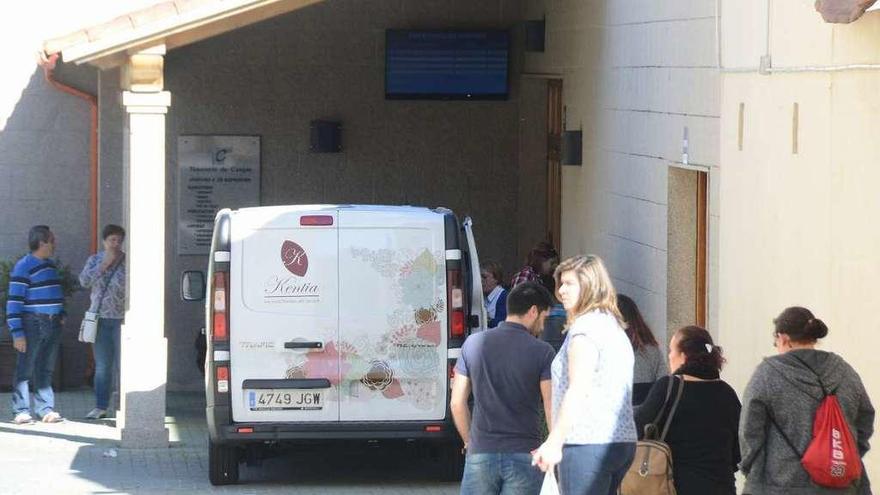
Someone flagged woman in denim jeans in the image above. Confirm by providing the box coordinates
[532,255,637,495]
[78,224,126,420]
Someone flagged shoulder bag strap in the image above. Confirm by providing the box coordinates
[650,375,676,426]
[93,259,122,315]
[659,375,685,441]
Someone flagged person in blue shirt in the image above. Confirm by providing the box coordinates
[480,261,507,328]
[6,225,66,424]
[451,282,556,494]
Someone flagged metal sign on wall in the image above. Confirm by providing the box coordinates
[177,135,260,255]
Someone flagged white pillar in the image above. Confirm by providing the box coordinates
[118,89,171,448]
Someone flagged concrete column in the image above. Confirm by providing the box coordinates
[118,46,171,448]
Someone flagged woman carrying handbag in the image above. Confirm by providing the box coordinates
[632,326,741,495]
[78,224,126,420]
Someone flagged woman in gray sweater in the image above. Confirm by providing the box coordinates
[740,306,874,494]
[617,294,666,404]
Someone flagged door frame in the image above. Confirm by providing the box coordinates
[667,163,709,328]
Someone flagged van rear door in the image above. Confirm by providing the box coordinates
[337,208,448,421]
[229,207,339,423]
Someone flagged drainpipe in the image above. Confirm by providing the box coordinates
[40,52,98,254]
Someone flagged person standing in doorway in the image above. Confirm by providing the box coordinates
[531,255,637,495]
[480,261,508,329]
[451,282,556,495]
[6,225,66,424]
[78,224,126,420]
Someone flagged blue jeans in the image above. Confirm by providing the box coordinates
[11,313,62,417]
[558,443,636,495]
[460,452,543,495]
[93,318,121,409]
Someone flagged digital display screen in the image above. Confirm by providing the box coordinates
[385,30,510,100]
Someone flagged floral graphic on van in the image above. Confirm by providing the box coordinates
[303,342,349,386]
[281,240,309,276]
[361,360,394,391]
[292,247,444,411]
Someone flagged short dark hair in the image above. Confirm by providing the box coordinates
[506,282,553,316]
[774,306,828,343]
[102,224,126,240]
[28,225,52,252]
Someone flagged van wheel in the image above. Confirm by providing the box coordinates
[438,442,465,482]
[208,438,241,485]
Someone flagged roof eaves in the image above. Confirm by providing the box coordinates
[55,0,270,66]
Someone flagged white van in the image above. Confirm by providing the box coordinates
[200,204,485,485]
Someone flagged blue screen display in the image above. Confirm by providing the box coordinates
[385,30,510,100]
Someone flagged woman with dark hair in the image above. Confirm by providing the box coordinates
[79,224,126,420]
[510,241,558,288]
[617,294,666,404]
[634,326,741,495]
[740,307,874,495]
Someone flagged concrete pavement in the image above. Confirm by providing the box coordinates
[0,389,460,494]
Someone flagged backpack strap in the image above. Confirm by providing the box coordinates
[788,353,833,396]
[766,405,803,458]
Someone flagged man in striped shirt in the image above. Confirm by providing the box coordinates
[6,225,66,424]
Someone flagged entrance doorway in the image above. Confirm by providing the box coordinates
[667,166,708,334]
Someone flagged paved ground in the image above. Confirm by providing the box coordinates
[0,389,460,494]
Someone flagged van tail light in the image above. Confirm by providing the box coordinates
[447,268,465,339]
[212,272,229,341]
[216,365,229,393]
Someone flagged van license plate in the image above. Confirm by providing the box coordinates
[247,390,322,411]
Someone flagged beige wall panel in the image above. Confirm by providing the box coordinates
[606,67,720,116]
[720,0,766,69]
[719,72,834,389]
[827,72,880,441]
[829,13,880,64]
[604,110,719,166]
[600,152,667,205]
[769,0,833,67]
[604,232,667,295]
[606,0,716,25]
[606,191,667,251]
[606,18,717,68]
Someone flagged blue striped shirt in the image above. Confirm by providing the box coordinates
[5,254,65,338]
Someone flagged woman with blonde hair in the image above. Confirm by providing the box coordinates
[532,255,637,495]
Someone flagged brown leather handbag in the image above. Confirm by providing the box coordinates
[619,375,684,495]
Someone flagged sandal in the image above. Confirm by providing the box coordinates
[40,411,64,423]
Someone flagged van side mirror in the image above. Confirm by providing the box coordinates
[181,271,206,301]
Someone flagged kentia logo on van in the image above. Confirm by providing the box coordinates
[281,240,309,276]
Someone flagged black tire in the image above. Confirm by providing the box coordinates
[438,441,465,482]
[208,438,241,485]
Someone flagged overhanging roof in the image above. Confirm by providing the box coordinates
[43,0,323,69]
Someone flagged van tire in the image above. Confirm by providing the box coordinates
[209,439,241,485]
[438,442,465,482]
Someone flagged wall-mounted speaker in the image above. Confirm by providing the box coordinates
[310,120,342,153]
[562,130,582,166]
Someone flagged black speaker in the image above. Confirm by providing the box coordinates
[310,120,342,153]
[562,130,582,166]
[525,20,545,52]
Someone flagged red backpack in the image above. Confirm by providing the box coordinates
[771,355,862,488]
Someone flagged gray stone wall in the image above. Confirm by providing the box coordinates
[154,0,536,389]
